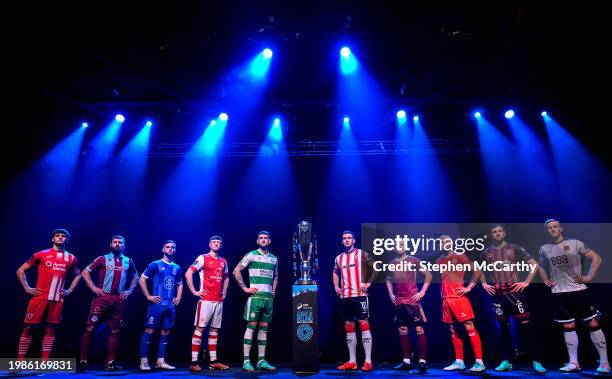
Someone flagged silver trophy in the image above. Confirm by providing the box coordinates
[292,221,319,285]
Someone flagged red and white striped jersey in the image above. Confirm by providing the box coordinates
[26,248,78,302]
[334,248,367,299]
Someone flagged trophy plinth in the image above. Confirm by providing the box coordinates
[292,221,319,373]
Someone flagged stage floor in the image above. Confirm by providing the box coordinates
[1,363,609,378]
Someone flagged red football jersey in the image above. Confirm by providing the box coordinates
[334,248,367,299]
[387,255,420,304]
[26,248,77,302]
[436,252,473,299]
[189,253,228,302]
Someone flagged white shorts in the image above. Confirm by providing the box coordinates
[194,300,223,329]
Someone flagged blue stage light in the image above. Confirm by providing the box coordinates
[145,120,153,127]
[274,118,280,126]
[340,47,351,58]
[541,111,548,117]
[115,114,125,123]
[81,122,88,128]
[505,110,515,119]
[413,115,420,122]
[210,120,217,126]
[396,110,407,120]
[263,48,273,59]
[343,116,350,124]
[474,112,482,118]
[219,113,229,122]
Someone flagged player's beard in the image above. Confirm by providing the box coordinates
[164,253,174,261]
[54,242,65,250]
[111,246,124,255]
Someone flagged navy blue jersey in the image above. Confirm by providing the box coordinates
[142,259,183,305]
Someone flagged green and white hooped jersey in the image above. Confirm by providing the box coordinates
[240,250,278,299]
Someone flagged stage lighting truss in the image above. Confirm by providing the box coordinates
[146,139,505,157]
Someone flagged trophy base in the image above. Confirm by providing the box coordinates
[295,279,316,285]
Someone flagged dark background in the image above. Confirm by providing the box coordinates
[3,0,612,367]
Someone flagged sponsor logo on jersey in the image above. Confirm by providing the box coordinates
[257,269,274,278]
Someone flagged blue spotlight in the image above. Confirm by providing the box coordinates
[268,118,283,142]
[343,116,350,124]
[339,46,358,75]
[474,112,482,118]
[396,110,407,120]
[115,114,125,123]
[541,111,548,117]
[219,113,228,122]
[210,119,217,126]
[504,110,515,119]
[250,50,273,78]
[145,120,153,127]
[81,122,89,128]
[413,115,420,122]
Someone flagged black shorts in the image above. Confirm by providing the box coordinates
[492,292,530,321]
[394,303,427,326]
[552,289,600,323]
[340,296,369,322]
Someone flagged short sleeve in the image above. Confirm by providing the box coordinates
[189,255,205,272]
[86,256,104,272]
[128,259,138,278]
[239,253,252,267]
[538,246,546,259]
[142,261,158,279]
[175,265,183,285]
[516,245,533,261]
[576,240,590,255]
[26,252,42,266]
[333,256,341,274]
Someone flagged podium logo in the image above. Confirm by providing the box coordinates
[297,311,313,323]
[297,324,314,342]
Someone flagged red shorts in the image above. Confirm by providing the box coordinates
[442,296,474,324]
[24,297,64,324]
[86,294,124,329]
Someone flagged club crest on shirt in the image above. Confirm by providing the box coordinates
[164,276,175,290]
